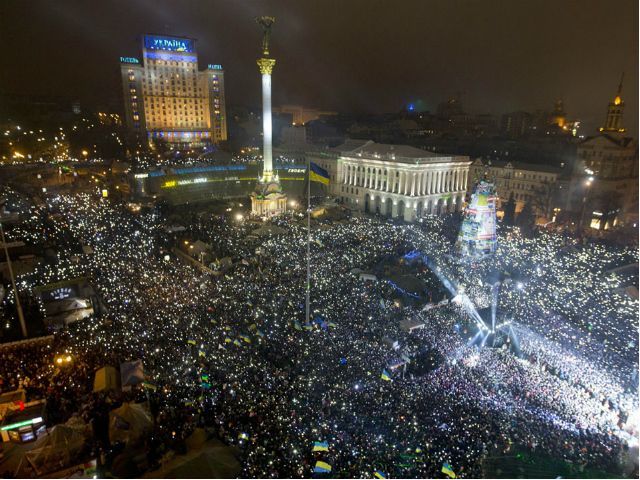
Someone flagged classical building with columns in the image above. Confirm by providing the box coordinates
[310,140,471,222]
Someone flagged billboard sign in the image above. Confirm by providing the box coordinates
[41,285,78,302]
[144,35,194,53]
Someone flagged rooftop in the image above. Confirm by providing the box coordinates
[473,157,562,174]
[581,133,635,149]
[330,140,468,164]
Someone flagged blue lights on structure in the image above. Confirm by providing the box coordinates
[120,57,140,64]
[149,131,210,140]
[144,51,197,63]
[407,103,415,112]
[148,165,247,177]
[403,250,422,261]
[144,35,194,53]
[208,64,223,70]
[145,164,307,178]
[275,164,306,170]
[387,279,421,299]
[403,250,430,265]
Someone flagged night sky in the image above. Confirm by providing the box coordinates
[1,0,637,135]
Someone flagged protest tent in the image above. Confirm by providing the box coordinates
[24,420,89,476]
[144,438,240,479]
[93,365,120,392]
[109,402,152,446]
[120,359,144,387]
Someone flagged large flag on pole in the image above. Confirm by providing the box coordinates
[310,162,330,185]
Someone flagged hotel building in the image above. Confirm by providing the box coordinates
[120,34,227,147]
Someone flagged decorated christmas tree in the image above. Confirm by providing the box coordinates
[456,179,497,257]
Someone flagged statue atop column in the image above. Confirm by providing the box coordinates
[251,15,286,217]
[256,16,276,56]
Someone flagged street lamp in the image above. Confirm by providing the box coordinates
[578,176,594,231]
[0,220,27,338]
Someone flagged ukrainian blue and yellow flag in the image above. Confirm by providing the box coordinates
[314,461,332,473]
[374,470,387,479]
[310,162,330,185]
[313,441,329,452]
[142,381,157,391]
[381,369,392,381]
[441,462,456,478]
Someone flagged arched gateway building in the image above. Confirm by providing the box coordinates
[310,140,472,222]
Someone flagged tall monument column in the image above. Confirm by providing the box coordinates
[251,16,287,217]
[258,57,276,182]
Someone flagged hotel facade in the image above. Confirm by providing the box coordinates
[311,140,472,222]
[120,34,227,147]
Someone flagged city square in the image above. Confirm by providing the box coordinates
[0,1,638,479]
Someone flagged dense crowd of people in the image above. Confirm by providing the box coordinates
[0,190,637,478]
